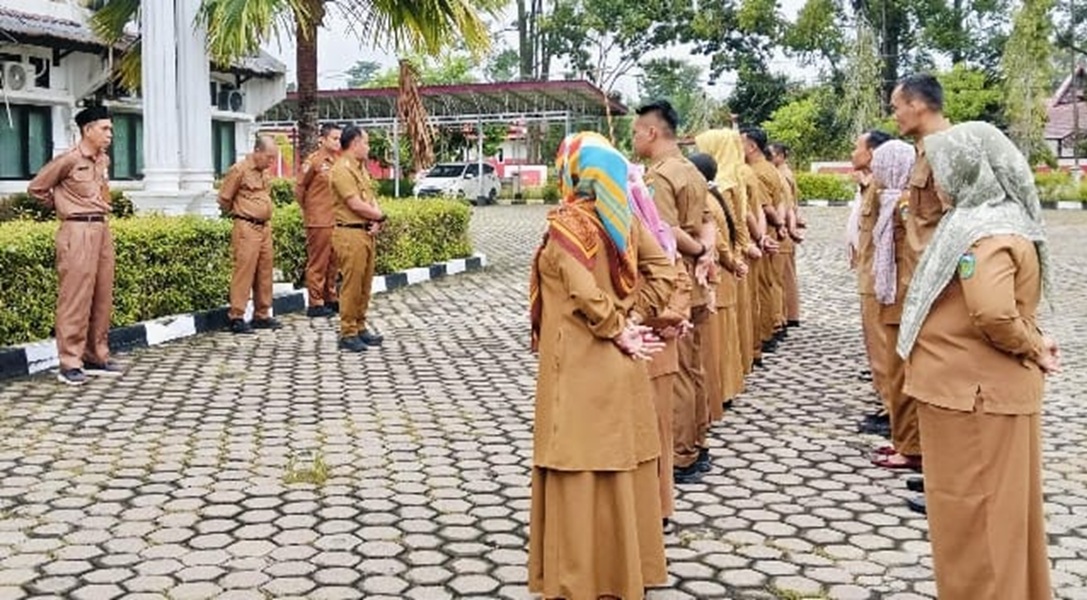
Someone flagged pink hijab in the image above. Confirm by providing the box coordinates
[871,140,916,304]
[627,161,678,261]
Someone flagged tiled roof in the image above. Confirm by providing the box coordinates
[0,7,285,76]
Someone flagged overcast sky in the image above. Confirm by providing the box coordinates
[265,0,811,100]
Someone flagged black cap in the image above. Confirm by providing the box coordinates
[75,105,110,128]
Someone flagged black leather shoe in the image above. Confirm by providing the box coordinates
[674,463,703,485]
[695,447,711,472]
[906,476,924,493]
[761,341,777,354]
[327,301,340,313]
[753,357,765,368]
[339,336,367,353]
[858,413,890,435]
[252,317,283,330]
[787,320,801,328]
[907,495,926,515]
[359,329,384,346]
[307,305,334,318]
[230,319,255,335]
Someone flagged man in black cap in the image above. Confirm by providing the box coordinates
[28,105,121,386]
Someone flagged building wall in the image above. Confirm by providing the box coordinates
[0,1,285,195]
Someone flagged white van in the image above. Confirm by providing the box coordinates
[413,163,501,204]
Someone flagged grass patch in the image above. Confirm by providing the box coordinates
[283,450,329,486]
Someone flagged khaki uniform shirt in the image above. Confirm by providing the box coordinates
[296,148,338,227]
[645,149,710,307]
[903,150,952,272]
[533,215,675,470]
[219,156,273,222]
[856,183,879,296]
[904,235,1046,415]
[27,146,111,219]
[776,165,797,254]
[329,155,375,225]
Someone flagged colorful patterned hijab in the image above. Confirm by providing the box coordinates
[529,132,637,350]
[897,121,1050,358]
[556,132,634,253]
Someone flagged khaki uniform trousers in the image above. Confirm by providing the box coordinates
[704,308,725,423]
[228,220,274,321]
[304,226,339,307]
[55,221,115,371]
[782,250,799,322]
[333,227,376,338]
[882,323,920,456]
[674,305,709,469]
[756,256,778,344]
[918,402,1051,600]
[859,294,890,407]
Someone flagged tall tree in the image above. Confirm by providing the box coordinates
[365,48,478,87]
[1003,0,1057,163]
[92,0,499,158]
[345,60,383,87]
[727,61,793,127]
[542,0,673,93]
[639,58,716,134]
[839,13,883,138]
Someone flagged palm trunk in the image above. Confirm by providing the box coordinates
[295,0,324,159]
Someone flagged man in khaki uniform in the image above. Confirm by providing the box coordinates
[895,78,1058,599]
[296,124,342,317]
[329,126,386,353]
[219,136,282,334]
[741,128,787,354]
[28,105,122,386]
[633,100,716,483]
[769,142,803,327]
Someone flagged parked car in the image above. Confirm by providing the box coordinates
[413,162,501,204]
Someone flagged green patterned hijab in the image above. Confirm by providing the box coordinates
[897,121,1050,359]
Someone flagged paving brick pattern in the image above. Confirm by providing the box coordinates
[0,206,1084,599]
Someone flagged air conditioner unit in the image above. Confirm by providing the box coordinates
[217,88,245,112]
[0,62,33,92]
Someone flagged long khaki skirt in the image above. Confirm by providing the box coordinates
[528,460,667,600]
[736,278,755,373]
[719,304,745,400]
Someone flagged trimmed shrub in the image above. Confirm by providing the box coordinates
[0,216,231,347]
[270,177,295,207]
[0,197,473,346]
[0,190,134,223]
[795,172,854,202]
[376,179,415,198]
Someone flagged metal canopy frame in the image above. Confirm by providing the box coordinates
[258,80,626,196]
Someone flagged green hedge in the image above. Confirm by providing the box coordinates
[0,198,472,346]
[1033,171,1087,202]
[796,172,854,202]
[0,190,135,222]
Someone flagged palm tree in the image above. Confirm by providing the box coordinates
[91,0,499,157]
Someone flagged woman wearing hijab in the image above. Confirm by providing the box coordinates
[897,121,1060,600]
[687,151,748,418]
[528,132,674,600]
[865,140,923,471]
[696,129,757,382]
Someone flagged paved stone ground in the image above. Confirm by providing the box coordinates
[0,205,1085,600]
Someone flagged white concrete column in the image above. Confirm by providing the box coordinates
[138,0,181,192]
[175,0,215,191]
[51,105,73,156]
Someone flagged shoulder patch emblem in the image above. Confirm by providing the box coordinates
[301,162,311,174]
[958,252,976,280]
[898,200,909,221]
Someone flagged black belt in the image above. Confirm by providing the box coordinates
[65,214,106,222]
[335,222,371,229]
[233,215,267,226]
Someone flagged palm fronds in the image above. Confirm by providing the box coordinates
[398,59,434,174]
